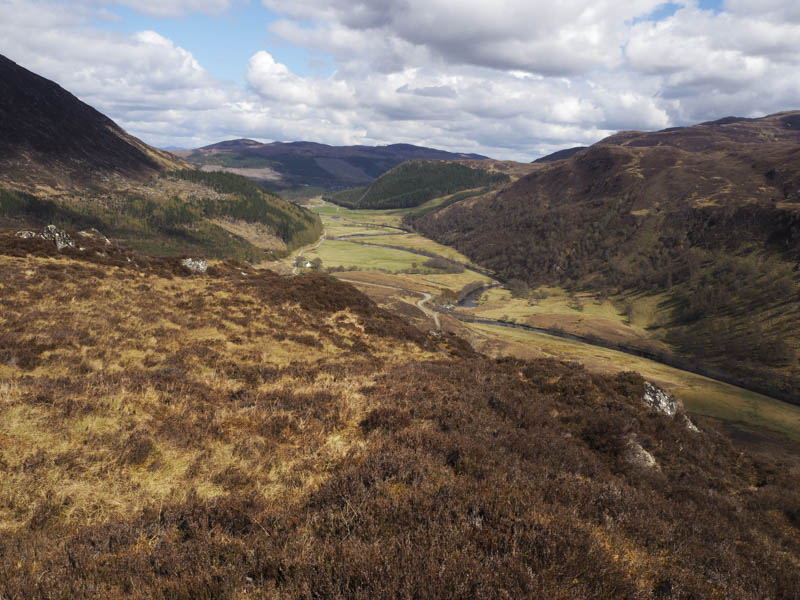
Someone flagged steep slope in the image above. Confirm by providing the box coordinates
[0,56,321,259]
[180,139,489,190]
[533,146,587,163]
[0,54,186,194]
[410,111,800,400]
[0,233,798,598]
[328,160,510,209]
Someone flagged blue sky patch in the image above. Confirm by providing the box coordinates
[632,0,724,25]
[94,3,333,85]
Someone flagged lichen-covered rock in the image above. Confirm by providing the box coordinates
[624,440,659,470]
[643,382,679,416]
[38,225,75,251]
[180,258,208,274]
[643,382,699,432]
[78,228,111,245]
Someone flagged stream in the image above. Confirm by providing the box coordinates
[446,311,793,404]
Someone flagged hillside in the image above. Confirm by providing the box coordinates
[0,54,187,194]
[1,232,798,598]
[0,56,321,260]
[328,160,510,209]
[533,146,587,163]
[178,139,488,191]
[410,111,800,400]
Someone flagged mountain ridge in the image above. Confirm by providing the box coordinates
[179,138,489,190]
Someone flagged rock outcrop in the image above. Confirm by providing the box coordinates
[78,228,111,246]
[643,382,699,432]
[624,439,659,470]
[16,225,75,251]
[180,258,208,274]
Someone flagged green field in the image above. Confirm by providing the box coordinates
[309,200,486,273]
[305,239,438,273]
[311,203,408,227]
[350,233,479,265]
[322,219,393,239]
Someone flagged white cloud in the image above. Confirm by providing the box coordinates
[0,0,798,160]
[723,0,800,23]
[264,0,665,76]
[626,4,800,123]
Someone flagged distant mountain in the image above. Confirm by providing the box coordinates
[410,111,800,400]
[180,138,489,190]
[0,55,320,260]
[533,146,587,163]
[0,54,187,193]
[328,160,510,209]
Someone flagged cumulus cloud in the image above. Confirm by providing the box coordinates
[259,0,800,148]
[263,0,666,75]
[626,4,800,122]
[723,0,800,23]
[0,0,798,159]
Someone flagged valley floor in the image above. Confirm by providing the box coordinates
[266,200,800,456]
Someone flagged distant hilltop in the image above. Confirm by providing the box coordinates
[177,138,489,190]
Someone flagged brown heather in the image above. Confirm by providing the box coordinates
[0,231,798,598]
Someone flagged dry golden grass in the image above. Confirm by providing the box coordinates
[209,218,286,251]
[461,286,670,349]
[0,249,444,534]
[1,233,799,599]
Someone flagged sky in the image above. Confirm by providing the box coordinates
[1,0,798,160]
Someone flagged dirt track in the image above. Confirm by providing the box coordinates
[336,277,440,330]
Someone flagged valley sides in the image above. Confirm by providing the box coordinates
[2,53,800,598]
[270,199,800,455]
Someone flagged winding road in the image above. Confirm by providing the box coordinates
[336,277,440,330]
[308,210,788,405]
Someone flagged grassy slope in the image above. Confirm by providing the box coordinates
[330,160,509,209]
[0,170,322,262]
[1,234,798,598]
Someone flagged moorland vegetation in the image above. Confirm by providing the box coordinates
[0,232,798,598]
